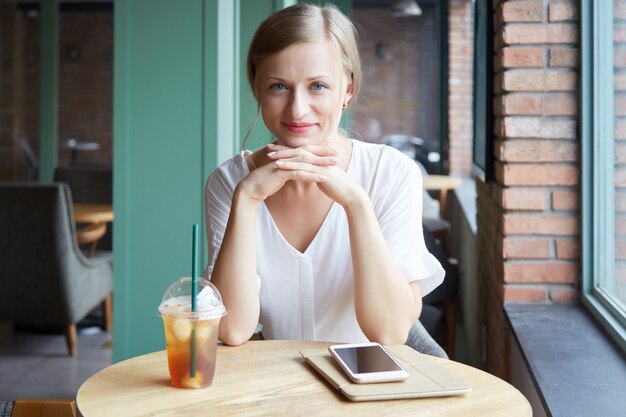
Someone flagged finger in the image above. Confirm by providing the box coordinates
[274,159,335,172]
[267,142,338,156]
[279,169,328,183]
[269,151,338,166]
[298,142,338,156]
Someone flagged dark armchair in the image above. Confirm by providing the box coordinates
[0,183,112,356]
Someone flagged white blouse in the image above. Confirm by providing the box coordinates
[204,139,444,343]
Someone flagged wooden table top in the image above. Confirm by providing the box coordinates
[72,204,114,224]
[76,340,531,417]
[423,175,463,191]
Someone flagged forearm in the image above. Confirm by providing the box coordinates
[211,186,260,345]
[345,194,421,344]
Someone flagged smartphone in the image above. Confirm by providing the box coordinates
[328,342,409,384]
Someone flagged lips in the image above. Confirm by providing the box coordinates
[282,122,316,134]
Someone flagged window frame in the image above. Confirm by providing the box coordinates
[581,0,626,352]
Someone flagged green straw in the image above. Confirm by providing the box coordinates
[190,224,199,378]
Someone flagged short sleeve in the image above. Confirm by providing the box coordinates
[203,155,262,291]
[204,168,234,279]
[373,149,445,297]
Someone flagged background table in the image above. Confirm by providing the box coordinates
[72,204,113,258]
[77,340,531,417]
[423,175,462,216]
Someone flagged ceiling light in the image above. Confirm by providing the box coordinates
[390,0,422,17]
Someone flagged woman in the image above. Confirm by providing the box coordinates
[205,3,444,348]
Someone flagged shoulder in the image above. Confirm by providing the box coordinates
[350,139,422,181]
[205,152,250,198]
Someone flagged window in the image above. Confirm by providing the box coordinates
[582,0,626,351]
[472,0,493,181]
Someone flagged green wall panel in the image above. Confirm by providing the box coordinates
[39,0,59,182]
[113,0,206,361]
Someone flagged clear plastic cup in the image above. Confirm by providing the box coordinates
[157,277,226,389]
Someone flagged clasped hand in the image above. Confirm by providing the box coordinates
[240,141,364,208]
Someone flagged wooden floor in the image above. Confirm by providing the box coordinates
[0,317,111,401]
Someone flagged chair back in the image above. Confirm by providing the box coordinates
[53,166,112,250]
[0,183,86,324]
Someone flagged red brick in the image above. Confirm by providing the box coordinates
[500,93,543,115]
[503,237,550,258]
[545,93,577,115]
[503,70,577,92]
[616,96,626,116]
[502,187,547,210]
[503,213,579,235]
[617,217,626,235]
[503,24,578,45]
[552,190,580,210]
[615,73,626,91]
[499,164,579,186]
[616,239,626,260]
[616,119,626,140]
[498,140,577,162]
[501,116,576,138]
[617,143,626,163]
[502,47,545,67]
[618,193,626,212]
[501,1,543,23]
[616,167,626,187]
[504,262,578,283]
[548,285,578,302]
[556,239,580,259]
[548,1,578,22]
[504,285,548,302]
[615,24,626,42]
[616,2,626,20]
[549,47,578,67]
[615,48,626,68]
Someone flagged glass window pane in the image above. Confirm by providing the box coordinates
[615,0,626,309]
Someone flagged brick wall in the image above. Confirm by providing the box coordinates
[0,6,112,180]
[448,0,474,177]
[352,2,474,178]
[0,2,27,180]
[351,5,439,153]
[477,0,580,379]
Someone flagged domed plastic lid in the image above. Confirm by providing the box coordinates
[157,277,226,320]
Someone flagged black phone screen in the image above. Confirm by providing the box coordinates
[333,345,403,374]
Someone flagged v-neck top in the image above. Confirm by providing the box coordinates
[204,140,444,343]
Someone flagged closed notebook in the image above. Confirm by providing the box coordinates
[299,345,471,402]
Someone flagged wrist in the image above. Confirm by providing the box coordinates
[342,188,370,215]
[234,182,261,208]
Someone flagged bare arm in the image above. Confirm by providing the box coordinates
[210,186,260,346]
[344,192,422,345]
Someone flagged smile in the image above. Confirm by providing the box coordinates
[282,122,316,134]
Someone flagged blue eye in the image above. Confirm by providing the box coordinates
[312,83,327,91]
[269,83,286,91]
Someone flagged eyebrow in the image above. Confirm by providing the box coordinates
[264,75,333,82]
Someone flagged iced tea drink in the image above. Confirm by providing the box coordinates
[162,314,220,388]
[158,277,226,389]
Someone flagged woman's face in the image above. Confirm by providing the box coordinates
[256,40,353,148]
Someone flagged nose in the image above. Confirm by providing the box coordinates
[287,89,309,119]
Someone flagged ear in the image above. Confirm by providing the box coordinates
[343,81,354,107]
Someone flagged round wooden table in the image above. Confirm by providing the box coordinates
[73,204,114,224]
[77,340,531,417]
[422,175,462,216]
[72,204,113,258]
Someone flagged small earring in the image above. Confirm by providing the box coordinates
[342,103,347,110]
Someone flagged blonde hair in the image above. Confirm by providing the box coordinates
[247,3,362,109]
